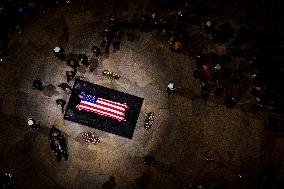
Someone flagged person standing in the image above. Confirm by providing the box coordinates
[225,97,239,108]
[32,78,43,91]
[66,70,76,83]
[56,99,66,113]
[204,20,215,34]
[200,81,209,101]
[48,126,68,162]
[78,54,89,66]
[91,46,102,57]
[51,139,63,162]
[143,155,155,165]
[58,135,68,161]
[27,118,40,130]
[167,81,176,94]
[49,125,61,142]
[200,64,212,81]
[58,83,72,94]
[53,47,65,61]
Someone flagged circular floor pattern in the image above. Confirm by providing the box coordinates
[1,1,283,189]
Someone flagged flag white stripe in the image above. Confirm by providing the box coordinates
[81,101,125,116]
[79,104,124,120]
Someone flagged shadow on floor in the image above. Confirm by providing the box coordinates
[102,175,116,189]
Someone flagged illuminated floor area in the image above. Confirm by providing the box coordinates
[0,1,284,189]
[64,79,144,139]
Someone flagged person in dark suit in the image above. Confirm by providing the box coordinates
[225,97,239,108]
[78,54,89,66]
[32,78,43,91]
[58,83,72,93]
[49,125,61,141]
[204,20,215,34]
[58,135,68,161]
[53,46,65,61]
[56,99,66,113]
[27,118,40,130]
[91,46,101,57]
[66,70,76,83]
[143,155,155,165]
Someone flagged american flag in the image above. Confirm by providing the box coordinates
[76,92,128,122]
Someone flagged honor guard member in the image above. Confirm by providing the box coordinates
[53,47,65,61]
[78,54,89,66]
[32,78,43,91]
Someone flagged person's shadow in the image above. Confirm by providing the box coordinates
[152,160,177,175]
[135,172,151,189]
[88,56,100,73]
[112,39,121,53]
[42,84,59,97]
[102,176,116,189]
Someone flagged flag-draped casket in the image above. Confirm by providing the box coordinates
[76,92,128,122]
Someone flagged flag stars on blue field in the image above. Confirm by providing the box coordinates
[83,94,97,103]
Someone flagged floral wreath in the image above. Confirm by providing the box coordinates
[144,112,155,129]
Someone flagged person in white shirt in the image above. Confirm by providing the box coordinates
[27,118,40,130]
[53,46,65,61]
[167,81,176,94]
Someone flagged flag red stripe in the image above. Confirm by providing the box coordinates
[80,101,125,115]
[95,101,126,113]
[98,98,128,109]
[79,102,125,117]
[79,102,125,119]
[96,100,126,111]
[78,104,125,121]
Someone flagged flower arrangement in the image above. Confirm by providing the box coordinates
[144,112,155,129]
[102,70,120,80]
[81,132,100,144]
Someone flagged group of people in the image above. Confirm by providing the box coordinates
[126,1,282,111]
[32,43,102,93]
[120,2,245,106]
[250,67,280,111]
[26,118,68,162]
[191,44,281,110]
[19,0,284,168]
[127,7,189,52]
[48,125,68,162]
[2,0,282,112]
[192,49,251,107]
[193,51,228,102]
[53,46,90,69]
[29,43,105,162]
[101,14,122,54]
